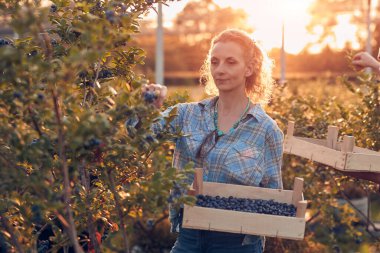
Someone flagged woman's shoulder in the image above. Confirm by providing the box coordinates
[171,97,216,113]
[249,104,283,136]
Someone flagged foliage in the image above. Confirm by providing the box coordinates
[264,68,380,252]
[0,0,194,252]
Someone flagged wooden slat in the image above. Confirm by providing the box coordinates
[327,126,339,149]
[296,137,327,147]
[284,136,346,170]
[193,168,203,195]
[345,153,380,172]
[292,178,304,206]
[182,205,306,240]
[296,201,308,218]
[287,121,295,137]
[352,146,380,155]
[342,136,355,153]
[202,182,294,204]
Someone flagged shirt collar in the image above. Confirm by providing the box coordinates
[198,96,265,122]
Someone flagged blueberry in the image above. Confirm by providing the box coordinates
[146,219,154,230]
[51,39,58,47]
[105,10,115,22]
[27,50,38,58]
[72,31,81,38]
[37,93,44,100]
[0,38,11,47]
[50,4,57,13]
[84,138,101,150]
[145,135,155,143]
[98,69,113,78]
[143,91,158,103]
[79,70,88,79]
[85,81,94,87]
[13,91,22,99]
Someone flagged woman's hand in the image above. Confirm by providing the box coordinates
[352,51,380,74]
[142,83,167,108]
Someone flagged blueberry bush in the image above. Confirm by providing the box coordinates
[264,68,380,252]
[0,0,194,252]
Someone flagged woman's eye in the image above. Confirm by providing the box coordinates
[211,61,218,65]
[228,61,236,64]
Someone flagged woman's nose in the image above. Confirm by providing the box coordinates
[214,63,227,75]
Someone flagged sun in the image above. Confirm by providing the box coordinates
[214,0,315,54]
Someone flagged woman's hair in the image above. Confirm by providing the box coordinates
[200,29,274,105]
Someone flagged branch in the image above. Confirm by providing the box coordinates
[27,105,43,137]
[107,169,130,253]
[51,89,84,253]
[79,161,101,253]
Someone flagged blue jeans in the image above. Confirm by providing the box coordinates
[170,228,263,253]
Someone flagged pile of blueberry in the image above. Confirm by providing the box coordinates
[195,195,297,217]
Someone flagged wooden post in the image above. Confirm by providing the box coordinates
[292,177,304,206]
[342,135,355,153]
[296,200,308,218]
[193,168,203,195]
[327,126,339,149]
[287,121,295,137]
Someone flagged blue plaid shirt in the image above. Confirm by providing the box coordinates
[152,96,284,244]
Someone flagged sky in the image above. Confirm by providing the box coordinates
[146,0,377,54]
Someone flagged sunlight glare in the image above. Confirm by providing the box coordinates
[332,14,360,50]
[216,0,315,54]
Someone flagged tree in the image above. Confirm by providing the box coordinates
[306,0,371,52]
[0,0,193,252]
[134,0,253,78]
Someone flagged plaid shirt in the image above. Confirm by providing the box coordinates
[157,96,283,187]
[153,96,284,244]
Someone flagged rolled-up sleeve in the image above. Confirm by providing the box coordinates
[126,104,184,137]
[262,127,284,189]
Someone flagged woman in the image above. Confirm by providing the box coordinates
[139,29,283,253]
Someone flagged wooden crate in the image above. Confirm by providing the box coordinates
[284,122,380,173]
[182,169,307,240]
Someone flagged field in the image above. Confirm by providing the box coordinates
[166,76,358,103]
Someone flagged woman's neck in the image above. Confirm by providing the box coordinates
[217,91,249,116]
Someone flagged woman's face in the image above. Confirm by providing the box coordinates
[210,41,252,94]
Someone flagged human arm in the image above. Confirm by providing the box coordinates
[125,83,183,137]
[352,52,380,75]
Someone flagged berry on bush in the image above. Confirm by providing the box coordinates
[50,4,57,13]
[13,91,22,99]
[143,91,158,103]
[27,50,38,58]
[105,10,115,23]
[0,38,12,47]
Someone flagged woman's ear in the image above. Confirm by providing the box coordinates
[245,63,253,77]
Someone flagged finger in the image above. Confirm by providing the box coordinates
[159,86,167,98]
[152,83,162,90]
[353,55,362,61]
